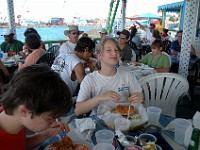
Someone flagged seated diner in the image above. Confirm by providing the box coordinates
[75,37,143,116]
[18,33,46,70]
[135,40,170,73]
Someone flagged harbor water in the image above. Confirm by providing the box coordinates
[0,26,100,43]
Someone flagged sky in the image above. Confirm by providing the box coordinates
[0,0,182,22]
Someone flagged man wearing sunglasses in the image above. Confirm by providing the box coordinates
[135,21,156,45]
[118,29,136,63]
[1,29,23,54]
[59,25,84,55]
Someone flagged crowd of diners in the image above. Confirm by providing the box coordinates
[0,22,197,149]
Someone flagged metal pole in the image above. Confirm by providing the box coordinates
[122,0,127,29]
[7,0,16,38]
[162,10,166,27]
[109,0,120,34]
[106,0,114,33]
[178,6,183,30]
[179,0,197,77]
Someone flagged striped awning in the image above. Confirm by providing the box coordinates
[158,1,184,13]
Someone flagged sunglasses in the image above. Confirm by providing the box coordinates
[71,32,79,35]
[120,37,126,40]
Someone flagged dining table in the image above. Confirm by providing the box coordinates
[40,111,187,150]
[118,63,157,80]
[2,55,25,74]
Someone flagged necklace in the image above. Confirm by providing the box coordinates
[8,43,14,52]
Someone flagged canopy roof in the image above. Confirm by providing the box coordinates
[158,1,184,13]
[135,13,161,19]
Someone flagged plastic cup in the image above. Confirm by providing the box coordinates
[95,129,114,144]
[93,142,115,150]
[174,118,192,145]
[3,53,8,59]
[147,106,162,126]
[15,54,20,62]
[114,118,130,133]
[85,67,90,74]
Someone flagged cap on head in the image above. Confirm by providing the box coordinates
[1,29,15,36]
[99,28,107,34]
[117,29,130,39]
[64,25,84,36]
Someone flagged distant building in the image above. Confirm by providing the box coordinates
[51,18,64,25]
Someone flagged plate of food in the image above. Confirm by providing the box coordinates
[97,102,148,130]
[42,124,94,150]
[51,136,90,150]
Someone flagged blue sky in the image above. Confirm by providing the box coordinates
[0,0,181,22]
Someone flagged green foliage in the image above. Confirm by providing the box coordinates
[169,16,179,22]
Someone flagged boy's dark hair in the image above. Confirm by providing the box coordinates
[24,28,41,39]
[75,37,95,53]
[151,40,163,49]
[0,64,72,119]
[177,30,183,35]
[25,33,41,49]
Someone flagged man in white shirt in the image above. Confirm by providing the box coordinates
[59,25,84,55]
[136,21,156,45]
[52,37,95,96]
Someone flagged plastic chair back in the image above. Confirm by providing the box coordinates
[162,51,171,66]
[139,73,189,117]
[36,53,51,66]
[47,45,60,65]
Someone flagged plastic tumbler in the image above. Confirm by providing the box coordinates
[114,118,130,133]
[147,106,162,126]
[93,142,115,150]
[95,129,114,144]
[174,118,192,145]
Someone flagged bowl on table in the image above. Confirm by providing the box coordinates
[119,135,137,148]
[138,133,157,146]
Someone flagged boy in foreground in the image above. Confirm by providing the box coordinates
[0,64,72,150]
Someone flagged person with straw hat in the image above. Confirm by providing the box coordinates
[59,25,84,55]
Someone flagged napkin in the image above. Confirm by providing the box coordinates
[193,111,200,129]
[75,118,96,133]
[163,120,175,132]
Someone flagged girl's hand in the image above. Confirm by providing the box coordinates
[129,92,143,104]
[99,91,121,102]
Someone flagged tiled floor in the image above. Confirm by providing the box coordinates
[176,86,200,119]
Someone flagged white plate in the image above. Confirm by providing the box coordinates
[98,103,148,130]
[43,124,94,150]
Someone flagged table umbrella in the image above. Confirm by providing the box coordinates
[135,13,161,19]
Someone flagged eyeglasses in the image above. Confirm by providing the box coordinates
[120,37,126,40]
[71,32,79,35]
[41,115,56,125]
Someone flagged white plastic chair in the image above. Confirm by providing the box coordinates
[162,51,171,66]
[131,49,136,62]
[139,73,189,117]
